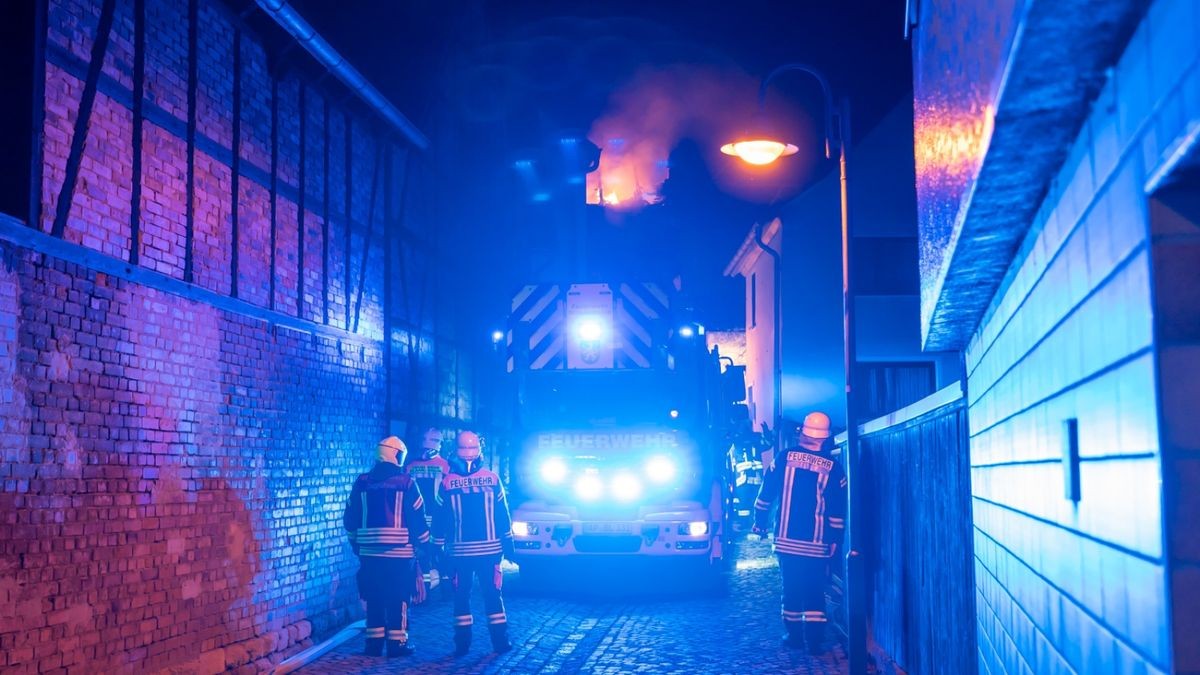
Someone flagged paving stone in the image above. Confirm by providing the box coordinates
[303,539,848,674]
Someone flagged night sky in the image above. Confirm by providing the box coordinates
[284,0,914,334]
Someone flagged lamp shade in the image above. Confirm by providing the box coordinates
[720,111,800,165]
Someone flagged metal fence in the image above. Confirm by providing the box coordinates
[835,383,976,675]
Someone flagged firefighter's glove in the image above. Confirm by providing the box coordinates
[748,525,769,541]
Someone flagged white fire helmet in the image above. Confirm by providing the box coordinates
[377,436,408,466]
[421,427,444,460]
[456,431,483,467]
[801,412,832,440]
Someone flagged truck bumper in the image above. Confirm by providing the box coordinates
[510,500,715,559]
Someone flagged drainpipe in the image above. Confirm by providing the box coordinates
[753,220,782,451]
[254,0,430,151]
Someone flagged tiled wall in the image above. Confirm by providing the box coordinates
[964,0,1200,672]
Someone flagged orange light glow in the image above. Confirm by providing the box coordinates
[914,104,995,182]
[603,192,620,205]
[720,139,800,166]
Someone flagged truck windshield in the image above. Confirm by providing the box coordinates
[520,370,688,429]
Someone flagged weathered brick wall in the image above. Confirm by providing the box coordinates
[0,241,384,673]
[0,0,462,672]
[963,0,1200,672]
[40,0,391,342]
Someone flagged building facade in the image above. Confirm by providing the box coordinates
[913,0,1200,671]
[726,103,960,436]
[0,1,469,672]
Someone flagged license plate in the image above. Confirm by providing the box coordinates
[582,522,632,534]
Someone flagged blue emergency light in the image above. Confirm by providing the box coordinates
[574,316,606,342]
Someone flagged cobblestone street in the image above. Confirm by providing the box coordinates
[301,538,848,674]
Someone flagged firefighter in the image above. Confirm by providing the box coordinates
[404,426,453,599]
[432,431,515,655]
[752,412,847,653]
[343,436,431,657]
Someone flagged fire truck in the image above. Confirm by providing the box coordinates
[501,281,746,581]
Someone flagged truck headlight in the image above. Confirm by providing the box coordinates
[512,521,537,537]
[679,521,709,536]
[645,456,676,483]
[540,457,568,484]
[574,475,603,500]
[611,473,643,502]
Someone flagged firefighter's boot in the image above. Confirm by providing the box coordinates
[364,637,384,657]
[387,640,414,658]
[805,623,826,656]
[489,623,512,654]
[781,623,805,650]
[454,626,471,656]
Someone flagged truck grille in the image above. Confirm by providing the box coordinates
[573,535,642,554]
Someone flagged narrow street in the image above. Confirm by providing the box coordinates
[303,539,847,674]
[3,0,1197,673]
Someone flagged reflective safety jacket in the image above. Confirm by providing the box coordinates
[343,462,431,558]
[754,446,847,558]
[433,460,514,559]
[404,456,451,523]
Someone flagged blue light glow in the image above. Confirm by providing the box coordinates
[575,317,606,341]
[678,325,695,338]
[645,456,676,483]
[540,457,569,484]
[574,474,603,501]
[611,473,643,502]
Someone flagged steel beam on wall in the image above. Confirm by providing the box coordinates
[28,0,48,230]
[49,0,116,239]
[322,97,330,325]
[268,72,278,309]
[297,82,306,317]
[351,143,382,335]
[344,117,353,330]
[230,28,242,298]
[184,0,198,282]
[128,0,145,264]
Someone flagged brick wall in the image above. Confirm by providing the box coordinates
[0,0,463,672]
[963,0,1200,672]
[0,240,382,673]
[39,0,394,342]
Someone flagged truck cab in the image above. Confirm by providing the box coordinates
[502,282,742,578]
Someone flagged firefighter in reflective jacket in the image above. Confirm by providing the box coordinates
[753,412,847,653]
[404,427,453,598]
[432,431,515,655]
[343,436,430,658]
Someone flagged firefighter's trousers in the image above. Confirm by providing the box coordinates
[417,519,453,601]
[359,556,415,651]
[778,553,829,645]
[451,554,508,651]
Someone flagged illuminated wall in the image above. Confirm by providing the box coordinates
[916,0,1200,671]
[0,0,463,672]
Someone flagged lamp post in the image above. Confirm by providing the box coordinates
[722,64,866,675]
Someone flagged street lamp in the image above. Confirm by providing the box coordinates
[722,63,866,675]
